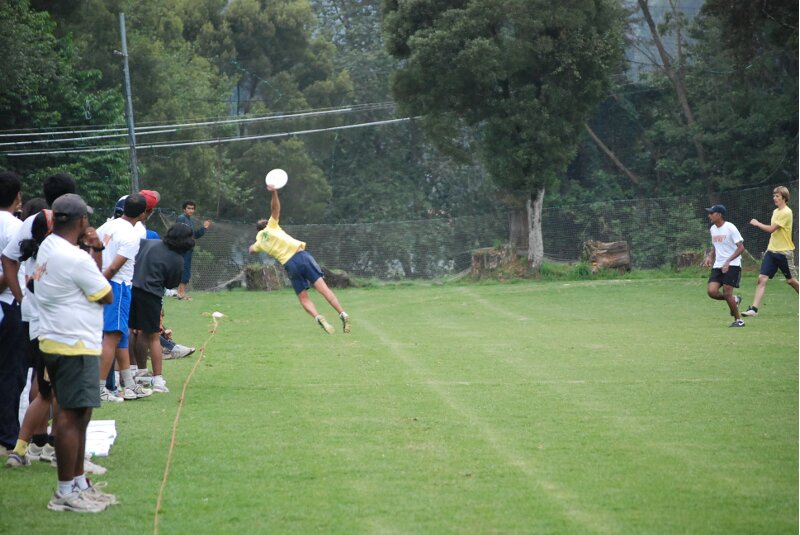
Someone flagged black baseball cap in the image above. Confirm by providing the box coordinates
[704,204,726,217]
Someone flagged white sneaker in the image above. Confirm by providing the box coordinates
[40,444,56,463]
[81,480,118,505]
[100,387,123,403]
[83,454,107,475]
[164,344,195,360]
[27,443,44,460]
[122,384,153,400]
[47,490,106,513]
[152,377,169,393]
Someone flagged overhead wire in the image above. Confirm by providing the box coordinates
[3,116,416,157]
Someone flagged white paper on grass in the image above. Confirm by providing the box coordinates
[85,420,117,457]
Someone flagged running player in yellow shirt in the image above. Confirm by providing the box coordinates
[742,186,799,317]
[249,185,351,334]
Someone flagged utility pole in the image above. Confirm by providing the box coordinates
[117,12,140,193]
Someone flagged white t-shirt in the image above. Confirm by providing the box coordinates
[34,234,111,356]
[709,221,743,268]
[96,217,140,284]
[133,221,147,240]
[0,211,23,305]
[3,213,37,335]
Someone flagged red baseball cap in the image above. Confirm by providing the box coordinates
[139,189,160,210]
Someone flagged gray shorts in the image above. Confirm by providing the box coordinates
[42,354,100,409]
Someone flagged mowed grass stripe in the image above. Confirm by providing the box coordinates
[356,315,623,534]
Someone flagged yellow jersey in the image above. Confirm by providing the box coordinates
[767,206,794,252]
[251,217,305,265]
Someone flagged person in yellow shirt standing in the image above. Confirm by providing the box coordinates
[249,184,351,334]
[742,186,799,316]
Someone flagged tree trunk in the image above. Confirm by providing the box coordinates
[526,188,545,272]
[584,123,641,185]
[638,0,711,197]
[509,209,527,256]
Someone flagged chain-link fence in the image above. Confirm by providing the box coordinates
[149,182,798,290]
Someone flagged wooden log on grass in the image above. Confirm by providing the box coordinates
[582,240,631,272]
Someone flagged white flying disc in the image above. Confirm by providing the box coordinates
[265,168,288,189]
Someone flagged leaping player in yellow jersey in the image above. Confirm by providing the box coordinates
[741,185,799,317]
[249,184,351,334]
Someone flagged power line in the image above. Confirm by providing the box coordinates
[0,102,395,139]
[3,116,415,157]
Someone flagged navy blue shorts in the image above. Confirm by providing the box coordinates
[760,250,797,280]
[284,250,324,294]
[708,266,741,288]
[181,251,193,284]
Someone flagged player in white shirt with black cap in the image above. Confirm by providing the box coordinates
[702,204,745,327]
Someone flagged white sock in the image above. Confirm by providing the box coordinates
[130,364,138,374]
[315,314,322,321]
[74,474,89,491]
[114,371,120,386]
[340,311,348,318]
[98,380,105,391]
[121,368,135,389]
[58,480,73,495]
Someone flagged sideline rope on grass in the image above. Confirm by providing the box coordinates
[153,312,224,535]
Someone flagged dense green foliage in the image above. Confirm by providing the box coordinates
[0,0,796,230]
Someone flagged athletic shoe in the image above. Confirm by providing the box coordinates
[317,315,335,335]
[27,443,43,460]
[152,377,170,393]
[81,480,118,505]
[5,452,30,468]
[83,455,107,475]
[122,384,153,400]
[135,370,154,386]
[341,314,351,334]
[39,444,56,463]
[730,319,745,328]
[741,306,758,317]
[164,344,195,360]
[27,443,55,462]
[100,387,123,403]
[47,490,106,513]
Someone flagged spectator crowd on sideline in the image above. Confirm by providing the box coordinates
[0,171,203,512]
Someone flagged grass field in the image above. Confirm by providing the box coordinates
[1,274,797,534]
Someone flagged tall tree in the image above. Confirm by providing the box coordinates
[383,0,624,270]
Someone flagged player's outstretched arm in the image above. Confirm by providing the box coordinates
[269,185,280,221]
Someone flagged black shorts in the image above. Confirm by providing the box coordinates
[42,354,100,409]
[28,336,52,398]
[129,287,162,333]
[708,266,742,288]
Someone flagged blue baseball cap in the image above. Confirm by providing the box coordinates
[704,204,726,217]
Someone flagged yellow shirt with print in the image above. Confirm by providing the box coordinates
[251,217,306,265]
[767,206,794,252]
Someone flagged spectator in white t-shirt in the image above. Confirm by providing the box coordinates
[95,193,151,402]
[702,204,745,327]
[34,193,116,512]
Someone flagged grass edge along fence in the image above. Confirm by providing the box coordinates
[149,182,797,290]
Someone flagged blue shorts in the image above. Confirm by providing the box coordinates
[284,250,324,294]
[103,282,131,348]
[760,250,797,280]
